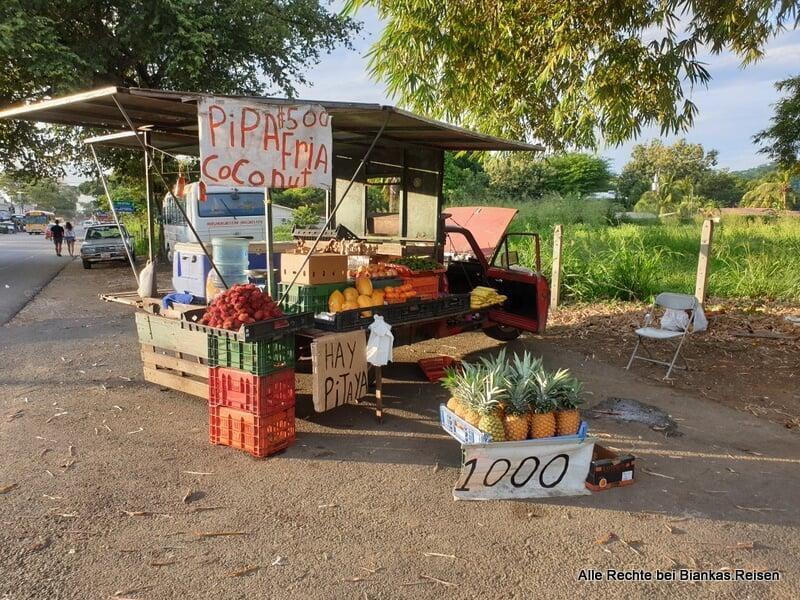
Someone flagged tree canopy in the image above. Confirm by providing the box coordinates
[345,0,799,149]
[0,0,359,177]
[754,75,800,169]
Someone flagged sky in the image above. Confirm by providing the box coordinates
[294,6,800,173]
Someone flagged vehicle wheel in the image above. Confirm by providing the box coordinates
[484,325,521,342]
[82,260,92,269]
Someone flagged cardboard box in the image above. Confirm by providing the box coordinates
[279,253,348,285]
[585,444,635,491]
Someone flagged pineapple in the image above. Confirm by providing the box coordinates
[530,368,571,439]
[555,376,583,436]
[441,367,465,417]
[458,363,486,426]
[503,352,540,441]
[475,367,507,442]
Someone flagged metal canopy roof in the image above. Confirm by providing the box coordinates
[0,86,542,154]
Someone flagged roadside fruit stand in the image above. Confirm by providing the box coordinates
[0,88,634,498]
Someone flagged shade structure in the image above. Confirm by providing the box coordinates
[0,87,542,154]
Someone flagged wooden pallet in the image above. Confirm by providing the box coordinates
[141,345,208,399]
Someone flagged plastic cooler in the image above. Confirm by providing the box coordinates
[172,243,213,297]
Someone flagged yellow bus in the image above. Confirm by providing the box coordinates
[24,210,55,235]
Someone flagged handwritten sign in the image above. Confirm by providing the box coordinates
[311,331,368,412]
[198,97,332,190]
[454,437,595,500]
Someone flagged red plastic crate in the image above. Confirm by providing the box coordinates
[402,274,440,299]
[208,367,295,416]
[418,356,460,382]
[209,404,295,458]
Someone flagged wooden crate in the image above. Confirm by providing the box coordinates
[141,345,208,399]
[135,311,209,359]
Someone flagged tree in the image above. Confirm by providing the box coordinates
[291,205,320,228]
[544,154,611,195]
[695,170,748,207]
[741,169,799,210]
[617,139,718,207]
[442,152,491,204]
[0,0,359,177]
[3,177,80,215]
[754,76,800,169]
[344,0,797,149]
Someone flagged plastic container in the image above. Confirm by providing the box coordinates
[439,403,589,445]
[207,334,295,375]
[209,404,295,458]
[402,274,440,299]
[277,282,345,314]
[417,356,460,382]
[212,237,249,264]
[208,367,295,416]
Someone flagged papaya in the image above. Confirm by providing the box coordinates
[328,289,344,313]
[343,287,359,302]
[341,300,359,311]
[357,294,373,308]
[371,290,385,305]
[355,275,373,296]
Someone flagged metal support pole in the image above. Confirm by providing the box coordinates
[324,188,331,224]
[264,188,275,298]
[110,95,227,289]
[89,144,138,282]
[142,131,157,294]
[277,110,392,306]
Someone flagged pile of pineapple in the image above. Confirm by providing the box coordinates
[442,350,583,442]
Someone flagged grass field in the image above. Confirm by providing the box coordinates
[488,196,800,304]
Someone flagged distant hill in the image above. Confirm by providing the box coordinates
[732,163,776,180]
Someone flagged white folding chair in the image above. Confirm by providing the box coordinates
[626,292,699,379]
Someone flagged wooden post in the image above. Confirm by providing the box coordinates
[550,224,563,307]
[694,219,714,304]
[374,365,383,424]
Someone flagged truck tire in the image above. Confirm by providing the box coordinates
[82,260,92,269]
[484,324,521,342]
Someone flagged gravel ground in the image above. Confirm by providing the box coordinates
[2,260,799,600]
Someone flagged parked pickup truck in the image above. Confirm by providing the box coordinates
[81,224,135,269]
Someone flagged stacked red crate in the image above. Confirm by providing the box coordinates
[208,367,296,458]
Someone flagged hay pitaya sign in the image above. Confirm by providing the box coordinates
[198,97,332,190]
[454,437,595,500]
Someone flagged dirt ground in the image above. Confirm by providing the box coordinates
[2,260,800,600]
[548,301,800,430]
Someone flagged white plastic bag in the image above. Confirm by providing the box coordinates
[137,260,155,299]
[661,308,689,331]
[366,315,394,366]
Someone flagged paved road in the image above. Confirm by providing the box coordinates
[0,232,75,324]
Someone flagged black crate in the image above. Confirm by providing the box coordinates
[183,308,314,342]
[313,294,471,332]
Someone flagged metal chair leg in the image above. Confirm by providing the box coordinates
[626,338,640,370]
[664,336,688,380]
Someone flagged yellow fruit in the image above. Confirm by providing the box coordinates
[341,300,359,311]
[371,290,385,305]
[343,287,359,302]
[357,294,373,308]
[328,289,344,313]
[478,413,506,442]
[463,409,482,426]
[556,409,581,436]
[504,414,530,441]
[530,412,556,439]
[446,397,462,414]
[355,275,373,296]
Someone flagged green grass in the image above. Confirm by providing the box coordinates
[497,201,800,303]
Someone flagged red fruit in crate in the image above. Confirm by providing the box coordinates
[222,320,233,329]
[237,311,249,322]
[254,311,265,321]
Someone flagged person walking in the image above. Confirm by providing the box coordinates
[64,222,76,257]
[49,219,65,257]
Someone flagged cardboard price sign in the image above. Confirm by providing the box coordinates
[198,97,332,190]
[311,331,368,412]
[454,437,595,500]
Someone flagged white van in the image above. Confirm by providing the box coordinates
[163,183,295,259]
